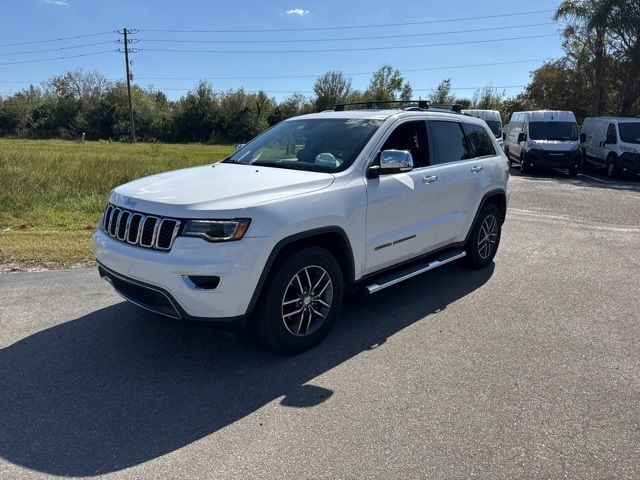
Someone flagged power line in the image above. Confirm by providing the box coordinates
[150,84,527,94]
[0,50,115,66]
[138,22,554,44]
[143,33,558,54]
[140,9,555,33]
[0,31,115,48]
[0,59,549,85]
[0,41,117,57]
[135,59,548,81]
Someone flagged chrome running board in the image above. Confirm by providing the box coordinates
[365,250,466,295]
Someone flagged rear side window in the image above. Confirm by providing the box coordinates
[463,123,496,157]
[430,121,471,164]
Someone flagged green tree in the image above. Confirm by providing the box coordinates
[365,65,412,102]
[554,0,613,115]
[313,71,352,111]
[429,79,455,105]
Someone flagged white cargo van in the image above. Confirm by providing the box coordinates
[580,117,640,177]
[462,109,504,150]
[505,110,581,176]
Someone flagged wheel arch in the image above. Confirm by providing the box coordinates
[465,189,507,244]
[245,227,355,317]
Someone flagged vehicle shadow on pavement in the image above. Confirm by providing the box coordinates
[0,262,493,476]
[510,167,640,191]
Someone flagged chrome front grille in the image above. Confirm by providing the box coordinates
[102,203,181,251]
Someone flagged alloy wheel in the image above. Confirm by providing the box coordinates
[478,214,498,260]
[281,265,333,337]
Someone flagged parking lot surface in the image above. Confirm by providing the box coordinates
[1,170,639,479]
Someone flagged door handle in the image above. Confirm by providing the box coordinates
[422,175,438,184]
[471,165,483,173]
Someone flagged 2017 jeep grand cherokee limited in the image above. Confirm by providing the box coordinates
[94,107,509,352]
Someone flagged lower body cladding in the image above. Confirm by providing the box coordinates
[93,229,274,328]
[524,149,581,169]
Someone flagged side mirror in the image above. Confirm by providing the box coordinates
[235,144,246,152]
[517,132,527,143]
[580,133,586,143]
[369,149,414,177]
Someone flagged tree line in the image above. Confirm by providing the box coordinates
[0,0,637,143]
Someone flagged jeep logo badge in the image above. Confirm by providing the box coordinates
[123,197,137,208]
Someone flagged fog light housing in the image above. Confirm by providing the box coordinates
[181,275,221,290]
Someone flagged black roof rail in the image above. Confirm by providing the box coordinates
[334,100,464,114]
[334,100,430,111]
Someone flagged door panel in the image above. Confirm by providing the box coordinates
[364,170,439,274]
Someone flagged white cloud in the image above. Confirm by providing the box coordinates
[45,0,69,5]
[286,8,310,16]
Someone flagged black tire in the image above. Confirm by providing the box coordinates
[251,247,344,353]
[465,204,502,269]
[568,166,579,177]
[580,149,589,171]
[520,151,531,174]
[606,154,620,178]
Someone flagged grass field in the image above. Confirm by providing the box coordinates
[0,139,234,270]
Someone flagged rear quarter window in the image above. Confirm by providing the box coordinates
[463,123,496,157]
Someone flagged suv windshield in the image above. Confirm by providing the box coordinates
[225,118,382,172]
[485,120,502,138]
[618,123,640,144]
[529,121,578,141]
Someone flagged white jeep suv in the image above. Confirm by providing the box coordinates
[94,106,509,352]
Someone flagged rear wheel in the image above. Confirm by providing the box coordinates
[465,204,502,269]
[252,247,344,353]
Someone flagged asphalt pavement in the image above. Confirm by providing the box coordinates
[1,168,639,479]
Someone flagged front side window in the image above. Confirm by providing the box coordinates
[225,118,382,172]
[380,121,429,168]
[528,121,578,141]
[430,121,471,164]
[607,123,617,143]
[463,123,496,158]
[618,123,640,144]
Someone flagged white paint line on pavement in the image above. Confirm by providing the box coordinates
[509,208,640,233]
[579,173,612,184]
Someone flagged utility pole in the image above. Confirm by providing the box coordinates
[118,28,138,142]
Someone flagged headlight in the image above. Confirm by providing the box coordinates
[621,145,638,154]
[182,219,251,242]
[528,141,543,150]
[570,144,580,151]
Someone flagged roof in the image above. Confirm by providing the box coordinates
[583,116,640,123]
[510,110,577,122]
[289,109,477,123]
[462,109,502,121]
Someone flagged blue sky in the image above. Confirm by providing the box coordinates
[0,0,566,101]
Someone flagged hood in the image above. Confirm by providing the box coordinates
[531,140,579,151]
[110,163,335,217]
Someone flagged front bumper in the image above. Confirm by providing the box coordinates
[93,228,274,324]
[524,149,581,169]
[619,152,640,174]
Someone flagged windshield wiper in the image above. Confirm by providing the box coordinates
[252,160,322,171]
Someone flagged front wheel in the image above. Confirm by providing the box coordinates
[607,154,620,178]
[520,151,531,174]
[465,204,502,269]
[252,247,344,353]
[568,166,579,177]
